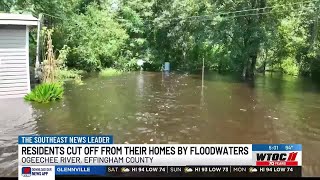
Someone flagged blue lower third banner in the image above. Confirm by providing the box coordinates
[55,166,106,176]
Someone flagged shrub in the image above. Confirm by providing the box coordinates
[65,5,129,72]
[99,68,123,77]
[24,83,64,103]
[281,57,299,76]
[57,68,84,85]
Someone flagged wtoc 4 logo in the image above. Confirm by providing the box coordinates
[255,152,299,166]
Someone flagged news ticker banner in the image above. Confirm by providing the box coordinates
[18,135,302,179]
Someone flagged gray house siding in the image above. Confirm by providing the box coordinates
[0,25,30,98]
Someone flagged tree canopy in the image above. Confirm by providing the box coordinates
[1,0,320,79]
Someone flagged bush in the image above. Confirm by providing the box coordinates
[99,68,123,77]
[64,5,129,71]
[57,69,81,80]
[24,83,64,103]
[57,69,84,85]
[281,57,299,76]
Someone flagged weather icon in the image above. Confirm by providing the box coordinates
[184,167,193,173]
[121,167,130,173]
[249,167,258,173]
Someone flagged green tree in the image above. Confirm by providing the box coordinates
[64,4,129,71]
[4,0,320,78]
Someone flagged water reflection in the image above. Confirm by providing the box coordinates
[137,71,144,97]
[0,72,320,176]
[0,98,36,176]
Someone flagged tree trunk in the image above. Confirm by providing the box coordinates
[262,61,266,74]
[243,0,265,79]
[242,64,247,78]
[249,55,257,78]
[263,48,268,74]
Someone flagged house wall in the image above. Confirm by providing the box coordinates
[0,25,29,98]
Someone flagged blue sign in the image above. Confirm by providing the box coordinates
[18,135,113,144]
[55,166,106,176]
[252,144,302,151]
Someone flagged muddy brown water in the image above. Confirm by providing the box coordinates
[1,71,320,176]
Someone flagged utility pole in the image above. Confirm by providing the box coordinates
[202,57,204,88]
[35,13,42,79]
[200,56,205,109]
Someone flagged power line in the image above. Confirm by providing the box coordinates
[42,13,64,20]
[151,0,315,23]
[181,3,315,23]
[40,0,316,25]
[42,12,125,23]
[215,0,314,16]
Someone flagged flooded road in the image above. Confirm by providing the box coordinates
[1,71,320,176]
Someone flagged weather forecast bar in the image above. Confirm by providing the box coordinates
[53,166,301,177]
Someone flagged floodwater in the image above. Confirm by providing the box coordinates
[1,71,320,176]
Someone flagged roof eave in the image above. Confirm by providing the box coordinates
[0,20,38,26]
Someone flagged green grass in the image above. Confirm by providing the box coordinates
[57,69,84,85]
[24,83,64,103]
[99,68,123,77]
[57,69,84,80]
